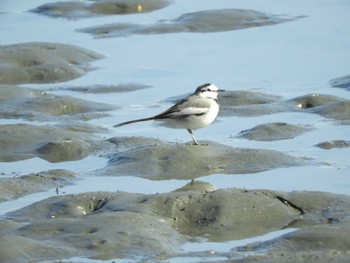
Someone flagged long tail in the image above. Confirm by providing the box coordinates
[113,116,155,128]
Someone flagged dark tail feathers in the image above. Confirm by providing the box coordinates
[113,117,155,128]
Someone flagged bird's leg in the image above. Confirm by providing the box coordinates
[187,129,199,145]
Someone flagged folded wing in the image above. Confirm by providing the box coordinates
[155,97,211,119]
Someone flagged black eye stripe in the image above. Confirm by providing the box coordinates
[201,88,217,93]
[201,88,212,92]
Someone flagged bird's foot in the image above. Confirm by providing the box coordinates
[191,142,208,146]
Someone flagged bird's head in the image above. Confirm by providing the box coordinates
[195,83,225,99]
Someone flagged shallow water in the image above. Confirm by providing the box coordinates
[1,0,350,262]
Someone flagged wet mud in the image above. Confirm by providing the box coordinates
[105,139,305,179]
[220,91,350,123]
[1,40,350,260]
[0,42,103,84]
[31,0,173,19]
[330,74,350,91]
[0,170,77,202]
[0,124,94,162]
[1,59,350,261]
[1,1,350,262]
[238,122,312,141]
[2,190,350,262]
[316,140,350,149]
[288,93,350,122]
[0,85,115,121]
[220,90,284,117]
[59,83,152,94]
[79,9,302,38]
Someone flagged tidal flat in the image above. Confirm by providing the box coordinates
[1,0,350,262]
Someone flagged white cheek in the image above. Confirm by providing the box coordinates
[201,92,218,99]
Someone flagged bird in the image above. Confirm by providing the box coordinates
[113,83,225,145]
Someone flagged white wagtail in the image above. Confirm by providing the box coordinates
[113,83,225,145]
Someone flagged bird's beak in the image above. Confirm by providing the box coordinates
[218,89,225,92]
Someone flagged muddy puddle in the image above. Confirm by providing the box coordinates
[1,0,350,262]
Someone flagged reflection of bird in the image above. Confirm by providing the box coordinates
[114,83,225,145]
